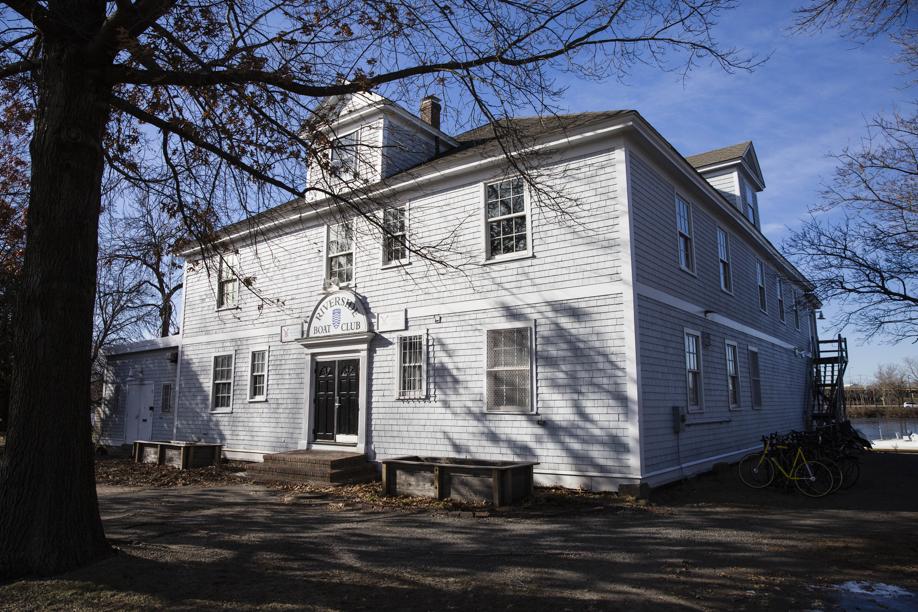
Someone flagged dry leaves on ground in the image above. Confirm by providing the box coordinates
[95,457,250,488]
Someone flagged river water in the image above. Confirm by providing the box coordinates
[850,417,918,441]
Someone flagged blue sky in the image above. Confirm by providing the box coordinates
[550,1,915,382]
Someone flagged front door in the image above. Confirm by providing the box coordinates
[313,359,360,443]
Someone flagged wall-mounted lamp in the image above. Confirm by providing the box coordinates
[817,311,825,320]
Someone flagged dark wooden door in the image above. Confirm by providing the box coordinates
[336,359,359,436]
[314,361,337,440]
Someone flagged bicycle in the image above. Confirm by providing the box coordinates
[739,435,835,497]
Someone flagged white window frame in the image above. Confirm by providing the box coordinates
[330,129,360,172]
[756,259,768,313]
[483,321,536,413]
[748,346,763,409]
[216,252,239,310]
[725,340,741,410]
[210,352,235,413]
[248,347,269,402]
[777,278,786,324]
[325,220,355,288]
[793,290,801,331]
[395,331,427,400]
[482,177,533,263]
[381,204,410,268]
[716,227,733,294]
[684,328,704,414]
[161,383,174,414]
[675,194,696,275]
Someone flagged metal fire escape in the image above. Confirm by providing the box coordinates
[811,334,849,422]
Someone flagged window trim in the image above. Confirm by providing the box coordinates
[725,340,741,411]
[325,219,356,288]
[716,227,733,294]
[684,328,704,414]
[216,252,240,311]
[675,194,696,275]
[247,347,269,402]
[210,352,235,414]
[161,383,174,414]
[481,177,533,264]
[483,320,536,413]
[330,128,360,173]
[748,346,763,409]
[756,259,768,313]
[394,331,428,400]
[381,203,411,269]
[777,278,786,324]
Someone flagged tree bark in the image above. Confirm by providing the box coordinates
[0,25,114,577]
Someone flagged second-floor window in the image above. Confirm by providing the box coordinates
[382,206,408,266]
[675,195,694,273]
[327,221,354,286]
[756,260,768,312]
[716,227,732,293]
[217,253,238,309]
[485,177,529,259]
[777,279,786,324]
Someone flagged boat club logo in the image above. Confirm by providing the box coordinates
[332,308,342,329]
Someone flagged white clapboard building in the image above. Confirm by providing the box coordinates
[101,93,819,490]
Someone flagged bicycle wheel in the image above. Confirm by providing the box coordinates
[738,453,774,489]
[793,460,834,498]
[820,457,844,493]
[838,456,860,490]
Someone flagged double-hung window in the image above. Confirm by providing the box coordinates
[725,341,740,409]
[211,353,234,412]
[749,348,763,408]
[756,260,768,312]
[217,253,238,309]
[249,349,268,401]
[675,196,695,273]
[684,331,703,413]
[716,228,733,293]
[793,290,801,330]
[486,325,533,412]
[777,279,786,324]
[382,206,408,266]
[741,177,757,225]
[485,177,529,259]
[161,383,174,414]
[327,221,354,286]
[396,334,426,399]
[330,130,359,172]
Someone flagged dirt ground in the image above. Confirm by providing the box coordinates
[1,452,917,611]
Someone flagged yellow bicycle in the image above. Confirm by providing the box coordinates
[738,436,835,497]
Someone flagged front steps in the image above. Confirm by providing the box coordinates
[245,449,378,485]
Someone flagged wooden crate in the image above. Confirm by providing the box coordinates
[132,441,223,470]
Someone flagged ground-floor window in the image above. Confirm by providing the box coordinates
[249,349,268,401]
[725,341,740,409]
[749,347,763,408]
[684,330,703,412]
[212,353,234,411]
[485,325,533,412]
[396,333,426,399]
[161,383,174,414]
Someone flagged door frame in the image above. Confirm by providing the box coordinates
[298,332,373,454]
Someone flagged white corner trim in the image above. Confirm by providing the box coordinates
[636,283,799,351]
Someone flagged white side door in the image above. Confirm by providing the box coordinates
[125,382,155,442]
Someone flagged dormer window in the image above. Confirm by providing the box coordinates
[330,130,360,172]
[741,176,757,225]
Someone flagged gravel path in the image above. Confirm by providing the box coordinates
[1,453,916,610]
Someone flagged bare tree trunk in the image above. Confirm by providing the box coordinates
[160,298,172,338]
[0,32,113,577]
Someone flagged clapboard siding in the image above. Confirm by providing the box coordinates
[628,148,811,477]
[702,169,740,208]
[181,146,622,339]
[98,348,177,444]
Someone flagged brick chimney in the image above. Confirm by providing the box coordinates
[419,95,441,130]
